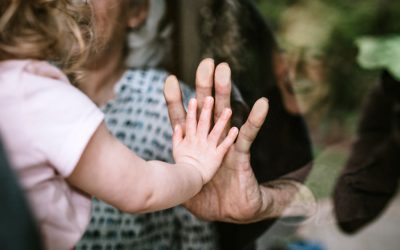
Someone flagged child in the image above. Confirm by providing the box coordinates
[0,1,238,250]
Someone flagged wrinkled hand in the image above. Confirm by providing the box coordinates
[164,59,270,223]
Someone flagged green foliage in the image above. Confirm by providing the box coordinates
[356,36,400,81]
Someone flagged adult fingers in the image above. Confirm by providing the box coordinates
[214,63,232,121]
[195,58,215,115]
[235,98,269,153]
[197,97,214,138]
[214,63,232,137]
[172,125,183,148]
[164,75,187,130]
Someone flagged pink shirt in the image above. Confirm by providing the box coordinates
[0,60,104,250]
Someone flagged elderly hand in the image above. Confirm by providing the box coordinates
[164,59,272,223]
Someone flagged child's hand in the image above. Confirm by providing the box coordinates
[172,96,239,184]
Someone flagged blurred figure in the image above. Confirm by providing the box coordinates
[277,0,337,119]
[196,0,315,249]
[275,0,345,146]
[333,71,400,233]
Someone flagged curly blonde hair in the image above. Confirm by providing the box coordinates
[0,0,92,74]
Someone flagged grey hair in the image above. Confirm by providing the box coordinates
[200,0,243,71]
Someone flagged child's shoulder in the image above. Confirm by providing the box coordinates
[0,60,31,85]
[0,60,84,108]
[0,60,68,86]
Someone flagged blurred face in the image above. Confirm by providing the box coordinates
[88,0,148,60]
[278,19,330,116]
[276,1,338,117]
[90,0,128,53]
[285,45,329,115]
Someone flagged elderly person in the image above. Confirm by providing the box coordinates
[173,1,315,248]
[74,0,314,249]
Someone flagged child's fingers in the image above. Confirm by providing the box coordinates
[186,98,198,138]
[208,108,232,145]
[217,127,239,154]
[197,96,214,138]
[173,124,183,147]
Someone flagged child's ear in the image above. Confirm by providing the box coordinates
[127,1,149,29]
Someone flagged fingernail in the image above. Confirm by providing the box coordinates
[232,127,239,134]
[215,63,231,84]
[198,59,214,81]
[224,108,232,118]
[189,98,197,107]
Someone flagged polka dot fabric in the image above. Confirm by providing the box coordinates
[75,69,218,250]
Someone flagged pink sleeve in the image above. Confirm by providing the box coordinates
[21,67,104,177]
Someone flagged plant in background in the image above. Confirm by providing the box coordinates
[356,35,400,81]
